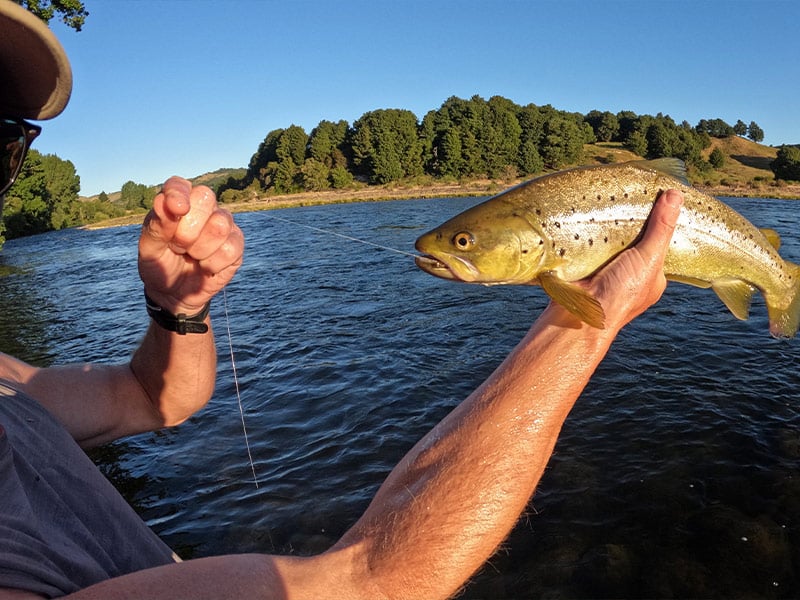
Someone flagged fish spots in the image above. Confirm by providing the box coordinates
[588,238,594,247]
[559,248,566,257]
[574,233,580,240]
[603,236,609,244]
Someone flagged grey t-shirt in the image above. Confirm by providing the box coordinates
[0,380,177,597]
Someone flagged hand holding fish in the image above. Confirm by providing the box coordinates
[563,188,683,333]
[138,177,244,316]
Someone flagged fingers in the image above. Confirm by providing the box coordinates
[138,177,245,315]
[140,178,237,271]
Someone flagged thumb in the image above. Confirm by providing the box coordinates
[637,189,683,265]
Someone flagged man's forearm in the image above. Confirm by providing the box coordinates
[130,318,217,428]
[333,304,619,599]
[9,318,217,448]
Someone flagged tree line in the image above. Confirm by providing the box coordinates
[216,95,776,202]
[4,94,799,249]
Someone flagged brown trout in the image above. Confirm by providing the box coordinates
[414,159,800,338]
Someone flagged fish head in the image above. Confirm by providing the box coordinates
[414,201,546,284]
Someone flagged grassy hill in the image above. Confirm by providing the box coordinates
[584,138,799,199]
[79,168,246,203]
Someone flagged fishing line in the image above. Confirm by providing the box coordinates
[222,286,259,488]
[264,212,420,259]
[223,210,416,489]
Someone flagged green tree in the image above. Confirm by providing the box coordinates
[585,110,620,143]
[645,121,677,159]
[351,109,422,184]
[515,104,545,175]
[426,96,494,177]
[540,116,587,169]
[2,149,81,240]
[306,120,351,190]
[245,126,308,193]
[482,96,522,178]
[3,150,49,239]
[301,158,330,192]
[272,125,308,193]
[308,120,349,167]
[733,119,748,136]
[40,153,80,228]
[14,0,88,31]
[709,147,726,169]
[120,180,149,210]
[247,128,283,189]
[616,110,640,142]
[696,118,734,138]
[771,145,800,181]
[747,121,765,143]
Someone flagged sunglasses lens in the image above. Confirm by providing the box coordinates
[0,119,38,197]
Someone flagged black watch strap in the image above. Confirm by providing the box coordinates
[145,292,210,335]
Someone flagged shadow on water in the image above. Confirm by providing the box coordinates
[2,197,800,598]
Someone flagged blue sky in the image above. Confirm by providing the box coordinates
[34,0,800,197]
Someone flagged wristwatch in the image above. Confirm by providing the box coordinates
[144,292,210,334]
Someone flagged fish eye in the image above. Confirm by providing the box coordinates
[452,232,475,250]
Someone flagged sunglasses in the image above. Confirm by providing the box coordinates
[1,117,42,197]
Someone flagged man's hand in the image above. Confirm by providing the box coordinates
[580,188,684,332]
[138,177,244,315]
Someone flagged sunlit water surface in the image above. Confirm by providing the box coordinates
[1,196,799,598]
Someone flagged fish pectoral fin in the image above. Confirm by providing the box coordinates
[759,228,782,251]
[711,279,756,321]
[539,271,606,329]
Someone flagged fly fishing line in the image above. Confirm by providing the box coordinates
[224,211,418,488]
[222,286,259,488]
[264,212,420,259]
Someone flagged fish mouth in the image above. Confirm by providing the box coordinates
[414,254,478,282]
[415,254,454,279]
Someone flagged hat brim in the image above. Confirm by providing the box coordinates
[0,0,72,120]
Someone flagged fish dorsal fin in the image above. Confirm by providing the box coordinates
[629,158,690,186]
[759,228,782,251]
[539,271,605,329]
[711,279,756,321]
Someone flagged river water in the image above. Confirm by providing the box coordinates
[1,196,799,598]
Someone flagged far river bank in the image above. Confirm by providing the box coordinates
[82,178,800,231]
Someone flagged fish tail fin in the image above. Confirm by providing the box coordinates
[766,262,800,339]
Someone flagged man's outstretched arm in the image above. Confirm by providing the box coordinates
[48,190,682,600]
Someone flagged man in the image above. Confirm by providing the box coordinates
[0,2,684,598]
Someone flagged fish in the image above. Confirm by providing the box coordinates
[414,158,800,338]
